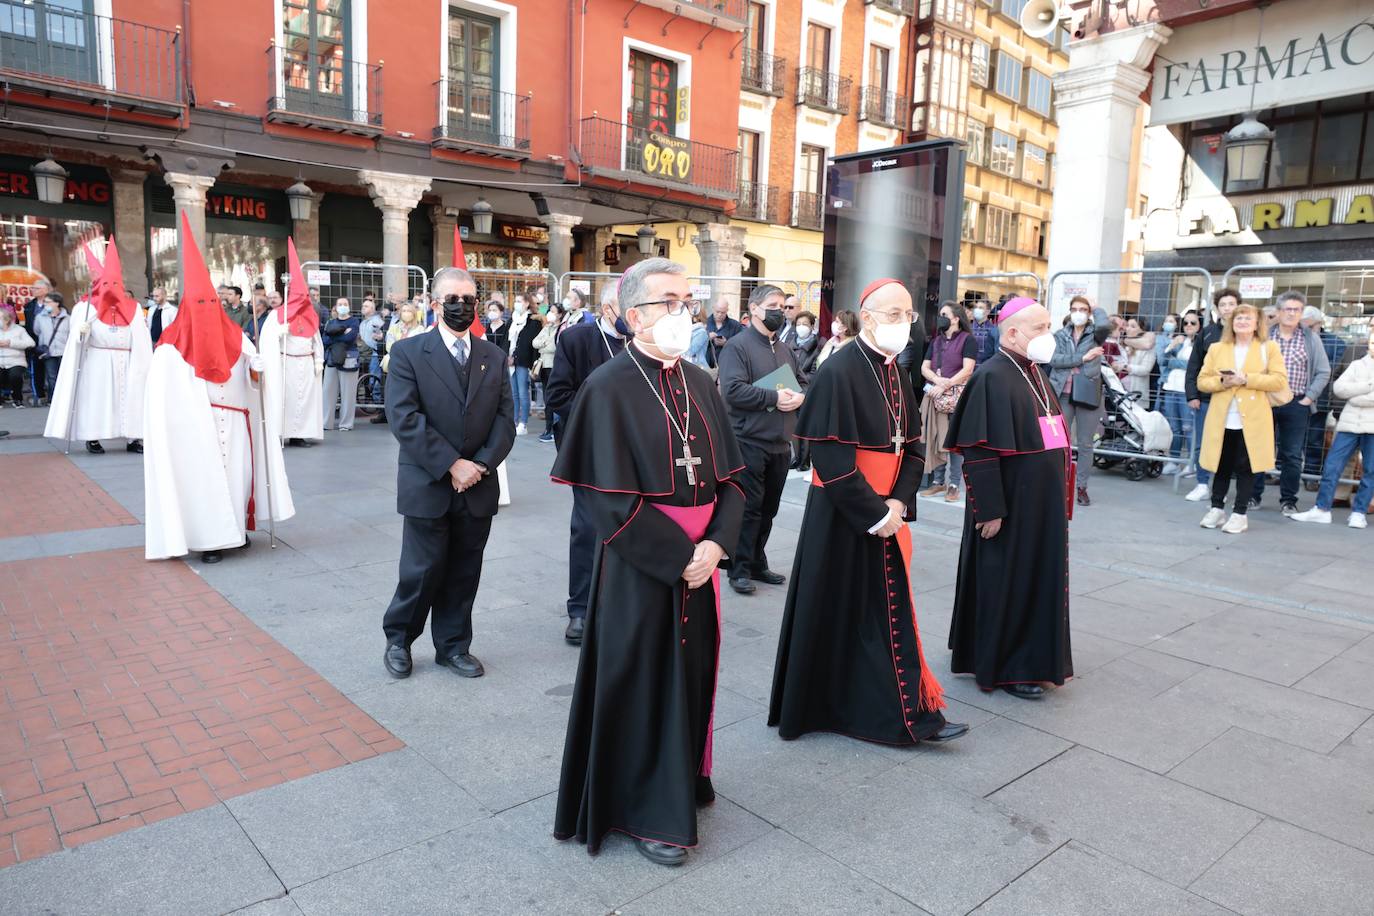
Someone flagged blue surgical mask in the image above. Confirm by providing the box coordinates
[1162,321,1177,334]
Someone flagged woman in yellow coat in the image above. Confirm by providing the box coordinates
[1196,303,1287,534]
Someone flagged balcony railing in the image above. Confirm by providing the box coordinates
[860,86,906,129]
[432,81,530,159]
[633,0,748,30]
[740,49,785,97]
[578,117,740,199]
[736,181,777,223]
[796,67,851,115]
[266,43,382,136]
[0,0,181,113]
[791,191,823,230]
[867,0,916,15]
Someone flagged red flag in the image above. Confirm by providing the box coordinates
[158,212,244,383]
[284,238,319,338]
[453,223,484,337]
[86,237,137,327]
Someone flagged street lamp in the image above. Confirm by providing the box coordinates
[636,224,656,256]
[285,181,313,221]
[32,158,68,205]
[1223,113,1274,186]
[471,198,494,235]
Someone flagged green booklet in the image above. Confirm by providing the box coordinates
[752,363,801,393]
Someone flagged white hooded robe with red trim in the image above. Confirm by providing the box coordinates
[258,308,325,441]
[44,299,153,442]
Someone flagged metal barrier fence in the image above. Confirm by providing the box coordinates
[558,272,821,317]
[958,272,1044,305]
[299,261,429,313]
[464,268,559,307]
[1048,266,1214,327]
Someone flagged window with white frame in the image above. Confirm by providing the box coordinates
[966,120,987,167]
[984,206,1012,249]
[1000,0,1029,20]
[994,51,1022,103]
[1022,142,1047,187]
[970,41,990,88]
[1013,214,1042,255]
[961,200,980,242]
[1025,68,1052,116]
[990,129,1017,176]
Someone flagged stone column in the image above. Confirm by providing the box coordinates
[1046,23,1170,319]
[164,171,216,285]
[431,205,457,270]
[357,170,432,299]
[292,191,326,266]
[539,213,583,298]
[692,223,749,317]
[110,169,149,299]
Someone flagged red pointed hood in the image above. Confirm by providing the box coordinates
[85,238,138,326]
[285,237,319,337]
[454,224,483,337]
[158,212,244,383]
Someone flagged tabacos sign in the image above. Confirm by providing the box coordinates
[1181,192,1374,236]
[1150,5,1374,126]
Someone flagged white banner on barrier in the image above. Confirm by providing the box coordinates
[1238,276,1274,300]
[568,280,591,295]
[306,269,331,286]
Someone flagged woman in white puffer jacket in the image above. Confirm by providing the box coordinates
[1291,331,1374,528]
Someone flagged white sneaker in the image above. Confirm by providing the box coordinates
[1350,513,1368,529]
[1290,507,1331,524]
[1221,513,1248,534]
[1185,484,1210,502]
[1200,507,1226,529]
[1162,462,1180,475]
[515,422,527,435]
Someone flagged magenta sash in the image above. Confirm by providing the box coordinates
[651,500,720,777]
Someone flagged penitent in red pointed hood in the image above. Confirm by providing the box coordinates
[85,238,138,326]
[157,212,244,384]
[284,237,319,338]
[453,222,484,337]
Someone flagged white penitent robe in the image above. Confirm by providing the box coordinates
[44,301,153,442]
[258,310,325,440]
[143,336,295,560]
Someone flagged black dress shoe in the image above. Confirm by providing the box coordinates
[297,437,314,447]
[86,440,104,454]
[201,550,222,564]
[369,414,388,424]
[728,576,756,595]
[695,775,716,806]
[126,439,143,454]
[565,617,585,645]
[636,839,687,867]
[925,721,970,743]
[436,653,484,678]
[384,644,412,679]
[751,569,786,585]
[1002,683,1046,699]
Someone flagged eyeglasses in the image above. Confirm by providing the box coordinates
[633,297,701,315]
[1183,320,1200,326]
[1280,306,1303,313]
[867,309,915,323]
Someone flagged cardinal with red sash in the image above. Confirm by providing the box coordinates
[769,279,967,746]
[550,257,745,868]
[143,213,294,564]
[945,298,1073,699]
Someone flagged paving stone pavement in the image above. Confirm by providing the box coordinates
[1,414,1372,915]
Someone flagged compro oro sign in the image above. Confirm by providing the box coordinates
[1149,3,1374,126]
[639,132,693,184]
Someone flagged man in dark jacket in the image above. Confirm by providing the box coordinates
[22,278,50,404]
[718,284,803,594]
[1184,288,1239,501]
[705,296,743,368]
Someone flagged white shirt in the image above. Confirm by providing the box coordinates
[1226,342,1250,429]
[435,320,471,362]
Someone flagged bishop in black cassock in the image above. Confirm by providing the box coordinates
[769,279,966,746]
[945,298,1073,699]
[551,259,745,868]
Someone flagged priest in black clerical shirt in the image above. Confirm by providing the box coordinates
[551,257,745,869]
[945,298,1073,699]
[769,279,967,747]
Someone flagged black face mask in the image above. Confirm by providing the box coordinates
[937,316,952,332]
[442,294,477,333]
[760,309,785,333]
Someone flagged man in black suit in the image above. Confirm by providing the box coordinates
[381,267,515,680]
[23,278,51,405]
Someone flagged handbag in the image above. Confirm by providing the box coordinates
[933,383,963,414]
[1259,342,1293,407]
[1070,370,1102,408]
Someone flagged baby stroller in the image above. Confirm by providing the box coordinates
[1093,366,1174,481]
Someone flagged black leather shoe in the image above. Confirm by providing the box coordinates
[369,414,388,424]
[728,576,756,595]
[636,839,687,867]
[126,439,143,454]
[925,721,970,743]
[751,569,786,585]
[201,550,222,564]
[695,775,716,806]
[436,653,484,678]
[86,440,104,454]
[1002,683,1046,699]
[384,644,412,679]
[565,617,585,645]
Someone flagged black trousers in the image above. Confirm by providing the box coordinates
[27,351,45,402]
[1211,428,1256,515]
[731,442,790,579]
[382,497,493,657]
[566,485,594,620]
[1,366,24,403]
[540,367,555,434]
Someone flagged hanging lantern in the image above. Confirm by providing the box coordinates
[471,197,494,235]
[636,224,656,255]
[1224,113,1274,185]
[285,181,313,221]
[32,158,69,205]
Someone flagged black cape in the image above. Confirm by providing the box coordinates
[944,350,1073,687]
[769,337,949,744]
[551,344,745,853]
[545,321,624,446]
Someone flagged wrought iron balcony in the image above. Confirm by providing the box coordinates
[736,181,777,223]
[796,67,851,115]
[860,86,906,129]
[0,0,181,114]
[629,0,748,31]
[432,82,530,159]
[791,191,823,230]
[740,49,785,97]
[266,43,382,137]
[578,117,740,199]
[867,0,916,15]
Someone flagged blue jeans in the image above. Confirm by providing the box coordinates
[511,365,530,426]
[1162,391,1192,460]
[1193,400,1211,484]
[1314,432,1374,513]
[1251,400,1308,507]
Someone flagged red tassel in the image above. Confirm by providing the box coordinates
[911,626,946,712]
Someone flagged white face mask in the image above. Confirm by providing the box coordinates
[1024,332,1057,364]
[336,306,351,318]
[972,307,987,322]
[1162,321,1176,334]
[487,309,501,322]
[1070,311,1089,327]
[831,321,844,337]
[646,309,693,357]
[795,324,813,341]
[871,318,910,356]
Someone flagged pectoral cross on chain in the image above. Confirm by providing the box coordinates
[1045,416,1059,435]
[891,433,905,454]
[676,442,703,486]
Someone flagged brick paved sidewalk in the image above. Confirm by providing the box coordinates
[0,452,135,536]
[0,456,401,868]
